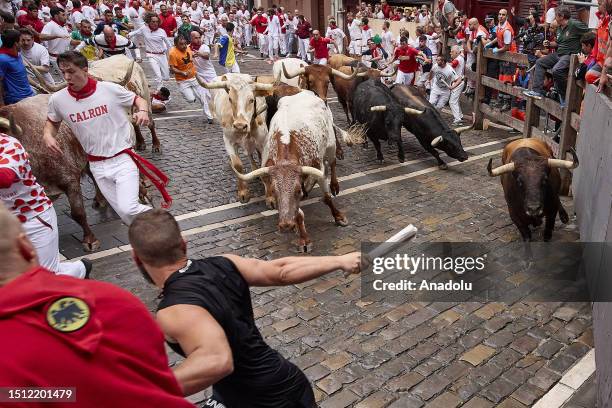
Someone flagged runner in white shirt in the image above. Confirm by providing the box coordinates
[199,9,215,45]
[265,9,280,62]
[128,14,169,90]
[360,18,372,54]
[325,19,346,55]
[41,8,71,65]
[81,0,98,25]
[19,31,55,86]
[448,45,465,124]
[0,134,90,279]
[69,0,85,27]
[241,7,251,47]
[347,13,361,57]
[127,0,144,60]
[189,31,215,123]
[187,1,202,25]
[43,51,171,225]
[380,21,395,59]
[428,55,462,110]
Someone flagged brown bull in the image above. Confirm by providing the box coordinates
[328,54,357,70]
[487,138,578,241]
[0,96,101,251]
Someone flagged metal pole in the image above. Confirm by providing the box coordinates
[560,0,597,7]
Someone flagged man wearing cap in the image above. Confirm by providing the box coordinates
[0,203,196,408]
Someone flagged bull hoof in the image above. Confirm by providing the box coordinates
[438,163,448,170]
[377,159,384,165]
[297,241,313,253]
[135,142,147,152]
[335,215,349,227]
[152,144,162,154]
[82,239,101,252]
[330,182,340,196]
[398,156,405,163]
[265,196,276,209]
[559,210,569,224]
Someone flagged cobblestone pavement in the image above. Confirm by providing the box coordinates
[59,53,593,407]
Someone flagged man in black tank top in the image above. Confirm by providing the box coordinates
[128,210,362,408]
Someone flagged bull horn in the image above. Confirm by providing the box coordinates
[378,65,398,78]
[487,159,516,177]
[119,59,135,86]
[252,82,274,91]
[431,136,443,147]
[356,71,369,77]
[548,148,579,169]
[255,103,268,116]
[231,165,270,181]
[198,78,229,89]
[301,166,325,180]
[282,62,306,79]
[0,115,23,136]
[454,124,473,134]
[404,107,424,115]
[370,106,387,112]
[331,67,357,80]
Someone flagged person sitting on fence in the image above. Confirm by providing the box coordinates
[586,0,610,86]
[523,5,591,104]
[576,32,598,82]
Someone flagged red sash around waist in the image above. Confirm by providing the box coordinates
[87,148,172,209]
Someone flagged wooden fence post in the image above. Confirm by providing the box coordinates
[473,43,486,130]
[558,55,581,196]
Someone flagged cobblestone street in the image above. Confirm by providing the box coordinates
[57,53,593,407]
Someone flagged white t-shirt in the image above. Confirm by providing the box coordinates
[99,3,110,15]
[128,6,143,28]
[0,134,52,223]
[41,20,71,58]
[267,14,281,36]
[129,25,168,53]
[47,82,137,157]
[39,6,51,21]
[70,10,85,26]
[348,19,361,40]
[21,43,55,85]
[188,7,203,25]
[431,63,458,92]
[199,17,215,38]
[361,27,372,44]
[417,13,430,25]
[193,43,217,80]
[381,30,394,54]
[545,8,556,24]
[426,34,439,56]
[451,54,465,77]
[82,5,98,25]
[326,27,345,49]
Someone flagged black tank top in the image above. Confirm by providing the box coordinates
[158,257,313,408]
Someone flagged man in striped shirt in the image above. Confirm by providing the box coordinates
[77,26,135,58]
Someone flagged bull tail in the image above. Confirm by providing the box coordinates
[334,124,366,147]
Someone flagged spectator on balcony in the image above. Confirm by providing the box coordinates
[524,6,591,103]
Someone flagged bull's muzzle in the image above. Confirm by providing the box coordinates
[233,120,249,132]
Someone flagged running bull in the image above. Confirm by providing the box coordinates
[232,91,359,252]
[487,138,578,241]
[391,84,469,169]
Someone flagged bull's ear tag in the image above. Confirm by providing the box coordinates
[46,297,91,333]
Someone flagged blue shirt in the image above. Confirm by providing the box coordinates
[0,53,34,105]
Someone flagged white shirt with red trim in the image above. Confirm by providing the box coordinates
[47,82,137,157]
[0,134,52,223]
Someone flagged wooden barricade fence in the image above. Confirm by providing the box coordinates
[469,43,612,195]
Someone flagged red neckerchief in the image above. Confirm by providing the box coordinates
[362,25,369,30]
[189,43,200,52]
[329,23,337,29]
[68,77,97,101]
[53,17,66,27]
[0,47,18,58]
[107,35,117,49]
[71,7,82,13]
[152,93,163,101]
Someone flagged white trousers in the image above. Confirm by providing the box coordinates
[223,62,240,73]
[449,82,465,122]
[257,33,268,55]
[298,38,310,60]
[429,88,451,109]
[178,78,213,119]
[25,207,86,278]
[279,33,286,54]
[314,57,327,65]
[243,25,252,46]
[395,71,415,85]
[147,52,170,90]
[90,154,151,225]
[267,34,279,58]
[348,39,361,55]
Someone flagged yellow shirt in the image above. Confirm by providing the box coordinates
[168,47,196,81]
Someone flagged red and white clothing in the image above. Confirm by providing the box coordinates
[47,81,155,225]
[450,54,465,123]
[0,134,85,278]
[310,37,332,65]
[128,25,169,90]
[394,45,420,85]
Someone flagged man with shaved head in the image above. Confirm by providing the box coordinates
[77,25,136,58]
[0,202,196,408]
[128,209,361,407]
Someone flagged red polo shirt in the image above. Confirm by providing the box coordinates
[17,14,45,33]
[310,37,332,59]
[159,12,177,37]
[394,45,420,73]
[0,267,194,408]
[251,15,268,34]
